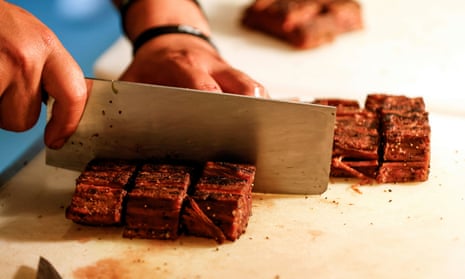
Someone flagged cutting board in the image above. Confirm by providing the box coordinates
[2,0,465,278]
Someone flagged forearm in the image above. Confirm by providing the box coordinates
[112,0,211,41]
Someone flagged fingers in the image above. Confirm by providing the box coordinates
[0,45,44,132]
[42,47,87,149]
[212,68,270,98]
[0,83,42,132]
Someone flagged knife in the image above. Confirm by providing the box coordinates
[46,78,335,195]
[37,257,63,279]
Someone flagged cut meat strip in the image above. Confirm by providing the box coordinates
[333,112,379,160]
[65,159,138,226]
[331,157,378,181]
[313,98,361,115]
[181,197,226,244]
[365,94,426,114]
[377,161,429,183]
[185,162,256,241]
[241,0,363,49]
[123,164,191,240]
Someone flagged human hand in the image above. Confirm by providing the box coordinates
[118,34,269,98]
[0,2,87,149]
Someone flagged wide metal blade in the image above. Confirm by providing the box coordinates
[37,257,62,279]
[46,78,335,194]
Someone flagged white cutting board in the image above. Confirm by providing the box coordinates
[2,0,465,278]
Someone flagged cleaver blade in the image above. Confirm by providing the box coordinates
[46,78,335,195]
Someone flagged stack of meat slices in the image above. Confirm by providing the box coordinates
[181,162,256,243]
[65,160,256,243]
[123,164,192,240]
[314,99,380,183]
[314,94,431,184]
[365,94,431,183]
[241,0,363,49]
[65,159,138,226]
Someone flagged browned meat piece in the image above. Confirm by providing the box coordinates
[333,112,379,160]
[242,0,363,49]
[372,95,430,183]
[320,94,430,184]
[313,98,361,115]
[381,113,430,162]
[185,162,256,242]
[123,164,191,240]
[365,94,426,114]
[377,161,429,183]
[331,157,378,182]
[327,0,363,33]
[181,197,226,244]
[65,159,137,226]
[380,96,426,114]
[364,93,388,112]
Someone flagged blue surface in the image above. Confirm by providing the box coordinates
[0,0,122,184]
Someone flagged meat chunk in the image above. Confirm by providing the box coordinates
[182,162,256,242]
[242,0,363,49]
[123,164,191,240]
[375,95,431,183]
[317,94,430,184]
[377,161,429,183]
[181,197,226,243]
[65,159,137,226]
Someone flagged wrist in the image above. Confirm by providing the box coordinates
[132,24,216,55]
[118,0,210,42]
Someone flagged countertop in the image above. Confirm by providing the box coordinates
[2,0,465,278]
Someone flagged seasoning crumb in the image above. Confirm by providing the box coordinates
[265,236,270,240]
[351,184,363,194]
[388,199,392,203]
[215,247,219,251]
[37,215,43,219]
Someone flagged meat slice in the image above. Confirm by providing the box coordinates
[65,159,138,226]
[381,112,430,162]
[181,197,226,243]
[331,158,378,180]
[333,111,379,160]
[377,161,429,183]
[123,164,191,240]
[316,98,380,182]
[241,0,363,49]
[182,162,256,242]
[365,94,426,114]
[313,98,361,115]
[374,95,431,183]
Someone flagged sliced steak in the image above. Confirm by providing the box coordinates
[123,164,191,240]
[65,159,137,226]
[183,162,256,242]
